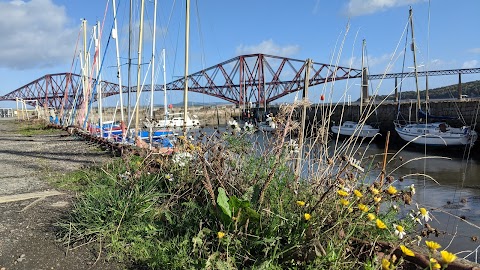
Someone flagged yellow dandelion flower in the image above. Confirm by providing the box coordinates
[440,250,457,264]
[425,240,441,251]
[217,231,225,239]
[387,185,397,195]
[376,219,387,229]
[340,199,350,206]
[337,190,349,197]
[381,258,390,270]
[400,245,415,257]
[358,203,369,212]
[367,213,376,221]
[374,196,382,203]
[354,189,363,198]
[304,213,311,221]
[296,200,306,207]
[430,258,441,269]
[370,187,380,195]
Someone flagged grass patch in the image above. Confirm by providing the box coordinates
[17,120,62,136]
[49,168,101,192]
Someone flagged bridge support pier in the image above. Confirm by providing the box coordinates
[458,73,463,99]
[394,77,399,102]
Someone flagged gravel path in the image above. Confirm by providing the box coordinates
[0,119,123,270]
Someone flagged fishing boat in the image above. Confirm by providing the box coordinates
[394,8,477,147]
[331,40,380,139]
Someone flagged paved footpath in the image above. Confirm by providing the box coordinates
[0,119,122,270]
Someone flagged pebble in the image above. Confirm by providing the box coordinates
[50,201,69,208]
[16,254,26,262]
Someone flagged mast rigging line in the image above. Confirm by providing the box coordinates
[59,26,83,125]
[83,0,112,128]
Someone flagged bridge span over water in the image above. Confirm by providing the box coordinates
[1,53,479,110]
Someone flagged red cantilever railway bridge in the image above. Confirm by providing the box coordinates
[1,53,479,110]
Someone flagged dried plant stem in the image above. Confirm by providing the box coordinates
[199,155,216,206]
[380,131,390,186]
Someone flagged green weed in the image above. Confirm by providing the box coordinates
[55,104,455,269]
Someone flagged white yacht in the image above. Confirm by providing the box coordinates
[394,121,477,146]
[151,112,200,129]
[331,121,379,138]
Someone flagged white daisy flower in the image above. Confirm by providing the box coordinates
[165,173,174,182]
[227,119,241,131]
[410,212,422,225]
[394,224,406,239]
[409,184,416,195]
[172,152,193,167]
[419,207,431,222]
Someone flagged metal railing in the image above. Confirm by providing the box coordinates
[0,108,13,118]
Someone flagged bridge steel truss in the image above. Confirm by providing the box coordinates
[0,73,125,110]
[0,54,361,110]
[159,54,362,107]
[1,73,79,109]
[1,54,479,110]
[367,67,480,80]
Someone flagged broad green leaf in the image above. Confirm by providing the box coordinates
[217,187,232,218]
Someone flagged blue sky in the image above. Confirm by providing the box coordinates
[0,0,479,108]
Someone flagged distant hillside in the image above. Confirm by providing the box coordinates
[370,80,480,101]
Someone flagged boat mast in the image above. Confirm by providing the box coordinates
[135,0,146,137]
[409,7,421,122]
[81,19,88,125]
[360,39,366,117]
[183,0,190,130]
[96,21,103,132]
[77,19,90,127]
[150,0,157,120]
[148,0,158,147]
[127,0,133,135]
[162,49,168,121]
[112,0,124,123]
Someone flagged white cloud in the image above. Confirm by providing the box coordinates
[468,48,480,54]
[428,59,447,69]
[312,0,321,15]
[0,0,77,70]
[235,39,300,57]
[344,0,425,17]
[462,60,479,69]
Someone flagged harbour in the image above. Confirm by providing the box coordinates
[1,0,480,269]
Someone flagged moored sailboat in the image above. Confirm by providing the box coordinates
[394,8,477,147]
[331,39,380,139]
[331,121,379,138]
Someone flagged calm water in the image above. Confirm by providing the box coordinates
[347,142,480,261]
[191,127,480,261]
